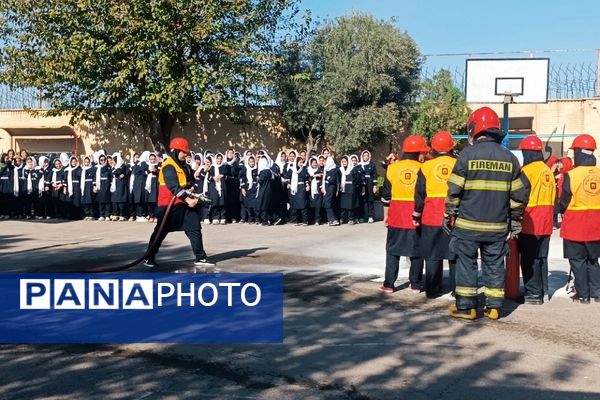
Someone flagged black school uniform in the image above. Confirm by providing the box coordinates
[194,166,210,221]
[66,166,83,218]
[257,168,273,224]
[361,159,378,220]
[270,163,285,222]
[131,161,148,217]
[21,166,40,217]
[224,159,241,222]
[95,164,112,218]
[36,165,52,218]
[111,164,129,217]
[240,166,258,223]
[206,163,227,222]
[0,162,12,216]
[50,166,66,218]
[322,167,339,223]
[307,166,324,224]
[288,166,310,224]
[81,166,95,217]
[339,165,364,223]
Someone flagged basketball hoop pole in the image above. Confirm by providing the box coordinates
[501,94,513,149]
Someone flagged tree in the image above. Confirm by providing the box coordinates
[0,0,297,149]
[273,13,422,155]
[412,69,470,139]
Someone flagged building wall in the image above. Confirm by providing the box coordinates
[469,99,600,151]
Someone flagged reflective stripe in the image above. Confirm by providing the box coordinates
[427,194,447,198]
[485,287,505,298]
[446,197,460,206]
[455,217,508,233]
[448,173,465,187]
[455,286,478,297]
[567,205,600,211]
[391,197,415,201]
[509,199,523,209]
[511,178,524,191]
[464,180,510,191]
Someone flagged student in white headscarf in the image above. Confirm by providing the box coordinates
[339,155,364,225]
[35,156,52,219]
[240,154,258,223]
[206,153,227,224]
[131,151,151,222]
[256,155,274,225]
[109,152,129,221]
[64,156,83,219]
[94,153,112,221]
[322,156,340,226]
[80,155,95,220]
[145,152,160,223]
[287,156,311,225]
[360,150,378,223]
[20,156,40,219]
[49,157,66,219]
[307,156,324,225]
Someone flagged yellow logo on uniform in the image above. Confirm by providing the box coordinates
[398,168,417,186]
[434,163,453,181]
[540,171,554,190]
[583,174,600,196]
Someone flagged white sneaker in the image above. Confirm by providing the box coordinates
[128,217,135,222]
[212,220,220,225]
[136,216,148,222]
[220,219,226,225]
[368,217,374,223]
[98,217,105,221]
[203,219,211,225]
[119,217,127,221]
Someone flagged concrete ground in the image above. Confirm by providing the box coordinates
[1,219,599,400]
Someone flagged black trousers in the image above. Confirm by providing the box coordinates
[340,208,354,223]
[454,238,507,310]
[519,235,550,299]
[147,225,207,262]
[565,240,600,300]
[112,202,126,217]
[211,206,225,221]
[324,206,336,223]
[289,208,308,224]
[383,254,423,289]
[98,202,111,218]
[147,203,157,218]
[425,260,457,295]
[364,199,374,219]
[82,204,94,217]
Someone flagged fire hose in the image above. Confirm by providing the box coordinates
[85,192,211,273]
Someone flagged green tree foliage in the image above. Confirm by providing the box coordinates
[412,69,470,139]
[0,0,297,149]
[273,13,422,155]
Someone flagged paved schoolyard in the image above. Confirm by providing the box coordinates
[0,219,598,399]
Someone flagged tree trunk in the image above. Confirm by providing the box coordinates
[149,111,176,152]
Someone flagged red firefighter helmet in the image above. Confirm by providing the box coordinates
[519,135,543,151]
[570,134,596,151]
[169,137,190,154]
[403,135,430,153]
[467,107,501,139]
[431,130,454,152]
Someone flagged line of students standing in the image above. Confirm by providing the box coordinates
[0,147,381,225]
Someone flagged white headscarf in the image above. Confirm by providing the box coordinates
[24,156,37,195]
[322,157,336,195]
[12,159,23,197]
[92,149,106,165]
[65,156,79,197]
[110,153,124,193]
[289,159,301,196]
[306,156,320,199]
[257,156,270,173]
[95,155,107,190]
[212,153,224,197]
[274,151,287,173]
[339,156,354,193]
[145,153,158,193]
[81,156,93,196]
[245,155,257,190]
[36,156,49,196]
[360,150,372,167]
[202,157,213,195]
[51,159,62,188]
[59,152,70,169]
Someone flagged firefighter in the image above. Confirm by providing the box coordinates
[518,135,556,304]
[559,134,600,304]
[144,137,215,268]
[379,135,429,293]
[445,107,528,320]
[413,130,457,298]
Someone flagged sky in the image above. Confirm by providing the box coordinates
[299,0,600,71]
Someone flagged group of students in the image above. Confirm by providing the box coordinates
[0,147,381,225]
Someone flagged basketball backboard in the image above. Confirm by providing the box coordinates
[465,58,549,104]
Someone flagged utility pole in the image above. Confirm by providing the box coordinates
[596,49,600,97]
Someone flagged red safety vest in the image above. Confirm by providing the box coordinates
[157,156,187,207]
[560,166,600,242]
[521,161,556,236]
[420,155,456,227]
[386,159,421,229]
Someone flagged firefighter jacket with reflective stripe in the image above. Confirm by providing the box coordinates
[382,159,421,229]
[445,138,529,241]
[560,166,600,242]
[415,155,457,227]
[158,156,189,207]
[521,161,556,236]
